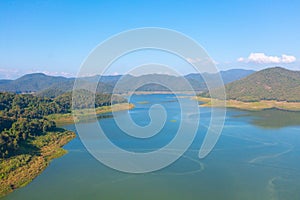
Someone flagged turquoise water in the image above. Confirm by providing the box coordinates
[2,94,300,200]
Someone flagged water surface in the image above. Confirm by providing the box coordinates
[2,94,300,200]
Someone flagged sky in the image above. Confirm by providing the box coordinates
[1,0,300,79]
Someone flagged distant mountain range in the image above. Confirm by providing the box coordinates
[0,73,114,97]
[3,67,300,102]
[0,69,254,96]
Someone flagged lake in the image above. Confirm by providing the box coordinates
[2,94,300,200]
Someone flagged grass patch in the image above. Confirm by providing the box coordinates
[194,96,300,111]
[47,103,135,125]
[137,101,150,104]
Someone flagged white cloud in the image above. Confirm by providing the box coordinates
[186,57,202,64]
[237,53,296,64]
[0,68,22,79]
[237,57,245,62]
[281,54,297,63]
[186,57,218,65]
[28,70,75,77]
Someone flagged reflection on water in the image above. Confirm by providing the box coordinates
[97,113,113,120]
[234,108,300,129]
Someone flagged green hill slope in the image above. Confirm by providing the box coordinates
[0,73,114,97]
[0,73,68,93]
[224,67,300,102]
[0,69,255,94]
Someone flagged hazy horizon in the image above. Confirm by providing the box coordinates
[1,1,299,79]
[3,66,300,80]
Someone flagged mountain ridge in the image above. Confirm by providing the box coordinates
[200,67,300,102]
[0,69,255,95]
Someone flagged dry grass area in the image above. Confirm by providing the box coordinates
[195,96,300,111]
[47,103,135,125]
[0,131,75,197]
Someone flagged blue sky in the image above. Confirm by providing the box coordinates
[1,0,299,78]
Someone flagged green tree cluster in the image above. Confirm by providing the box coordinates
[0,91,126,158]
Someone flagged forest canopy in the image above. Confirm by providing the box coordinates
[0,91,127,158]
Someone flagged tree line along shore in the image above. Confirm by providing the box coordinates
[0,91,133,197]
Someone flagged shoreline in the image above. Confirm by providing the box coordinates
[47,103,135,125]
[120,91,200,95]
[195,96,300,111]
[0,103,134,197]
[0,130,76,197]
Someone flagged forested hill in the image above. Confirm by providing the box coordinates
[0,73,68,93]
[0,91,127,196]
[0,69,255,95]
[0,91,75,196]
[0,91,126,158]
[0,73,113,96]
[201,67,300,102]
